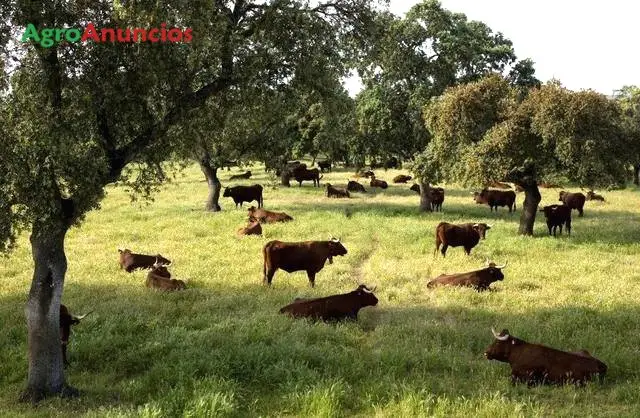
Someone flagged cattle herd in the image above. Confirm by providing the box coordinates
[59,162,611,388]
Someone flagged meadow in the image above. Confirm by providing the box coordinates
[2,163,640,417]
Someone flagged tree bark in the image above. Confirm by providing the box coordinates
[518,183,541,236]
[634,164,640,186]
[200,160,221,212]
[20,223,75,404]
[419,182,433,212]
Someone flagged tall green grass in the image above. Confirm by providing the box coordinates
[1,163,640,417]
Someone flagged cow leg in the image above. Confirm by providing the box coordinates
[547,223,552,235]
[62,342,69,368]
[306,271,316,287]
[578,207,584,217]
[440,244,448,257]
[566,219,571,236]
[264,268,277,286]
[464,246,471,255]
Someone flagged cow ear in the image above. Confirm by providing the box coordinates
[512,340,516,345]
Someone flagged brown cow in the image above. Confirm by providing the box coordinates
[145,263,186,290]
[237,220,262,236]
[393,174,412,184]
[473,189,517,212]
[262,238,348,287]
[410,184,445,211]
[279,284,378,321]
[223,184,264,208]
[357,170,375,178]
[292,165,323,187]
[60,304,91,367]
[428,260,506,291]
[347,180,366,193]
[539,204,571,236]
[484,328,607,386]
[585,190,605,202]
[326,183,350,198]
[118,248,171,272]
[370,176,388,189]
[229,170,252,180]
[434,222,492,257]
[247,206,293,223]
[559,191,586,217]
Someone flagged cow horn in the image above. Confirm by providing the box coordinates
[491,327,509,341]
[362,285,376,293]
[73,310,93,321]
[486,224,493,229]
[485,258,490,266]
[495,261,507,269]
[472,223,479,228]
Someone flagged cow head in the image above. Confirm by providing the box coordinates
[327,237,348,262]
[558,191,566,201]
[472,191,485,204]
[354,284,379,307]
[60,304,92,341]
[223,187,231,197]
[484,259,506,281]
[152,260,172,278]
[117,247,131,255]
[472,223,492,239]
[247,206,257,216]
[484,328,516,362]
[410,184,420,194]
[154,254,171,266]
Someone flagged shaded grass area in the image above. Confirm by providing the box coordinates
[1,164,640,417]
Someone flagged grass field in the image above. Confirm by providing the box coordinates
[2,163,640,417]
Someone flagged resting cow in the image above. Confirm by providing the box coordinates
[223,184,264,208]
[473,189,516,212]
[484,328,607,386]
[428,260,506,291]
[118,248,171,272]
[585,190,605,202]
[434,222,491,256]
[393,174,412,184]
[326,183,350,198]
[369,176,388,189]
[347,180,366,193]
[145,263,186,290]
[247,206,293,223]
[292,165,323,187]
[262,238,348,287]
[279,284,378,321]
[237,220,262,236]
[539,204,571,236]
[60,304,91,367]
[357,170,375,178]
[559,191,585,216]
[229,170,252,180]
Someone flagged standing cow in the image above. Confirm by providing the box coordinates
[317,160,332,172]
[60,304,91,367]
[434,222,492,256]
[223,184,264,208]
[484,328,607,386]
[473,189,517,212]
[558,191,585,217]
[262,238,348,287]
[292,166,323,187]
[539,204,572,236]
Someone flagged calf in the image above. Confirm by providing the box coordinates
[263,238,348,287]
[473,189,516,212]
[223,184,264,208]
[237,220,262,236]
[326,183,350,198]
[60,304,91,367]
[559,191,586,216]
[428,260,506,291]
[369,176,388,189]
[229,170,252,180]
[145,263,186,290]
[247,206,293,223]
[539,204,571,236]
[484,328,607,386]
[347,180,366,193]
[317,160,332,172]
[279,284,378,321]
[393,174,412,184]
[434,222,492,256]
[118,248,171,272]
[585,190,605,202]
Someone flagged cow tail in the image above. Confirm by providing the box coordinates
[434,230,441,256]
[262,244,268,281]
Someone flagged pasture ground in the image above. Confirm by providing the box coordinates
[1,164,640,417]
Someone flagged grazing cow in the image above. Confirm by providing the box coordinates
[347,180,366,193]
[559,191,585,217]
[279,284,378,321]
[539,204,572,236]
[370,176,388,189]
[118,248,171,272]
[237,220,262,236]
[223,184,264,208]
[292,165,323,187]
[428,260,506,291]
[434,222,492,256]
[393,174,412,184]
[473,189,517,212]
[60,304,91,367]
[145,263,186,290]
[409,185,445,211]
[229,170,252,180]
[247,206,293,223]
[317,160,332,172]
[585,190,605,202]
[484,328,607,386]
[262,238,348,287]
[326,183,350,198]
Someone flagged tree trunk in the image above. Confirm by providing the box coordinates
[280,164,291,187]
[419,182,432,212]
[518,183,541,236]
[20,223,75,404]
[200,160,221,211]
[634,164,640,186]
